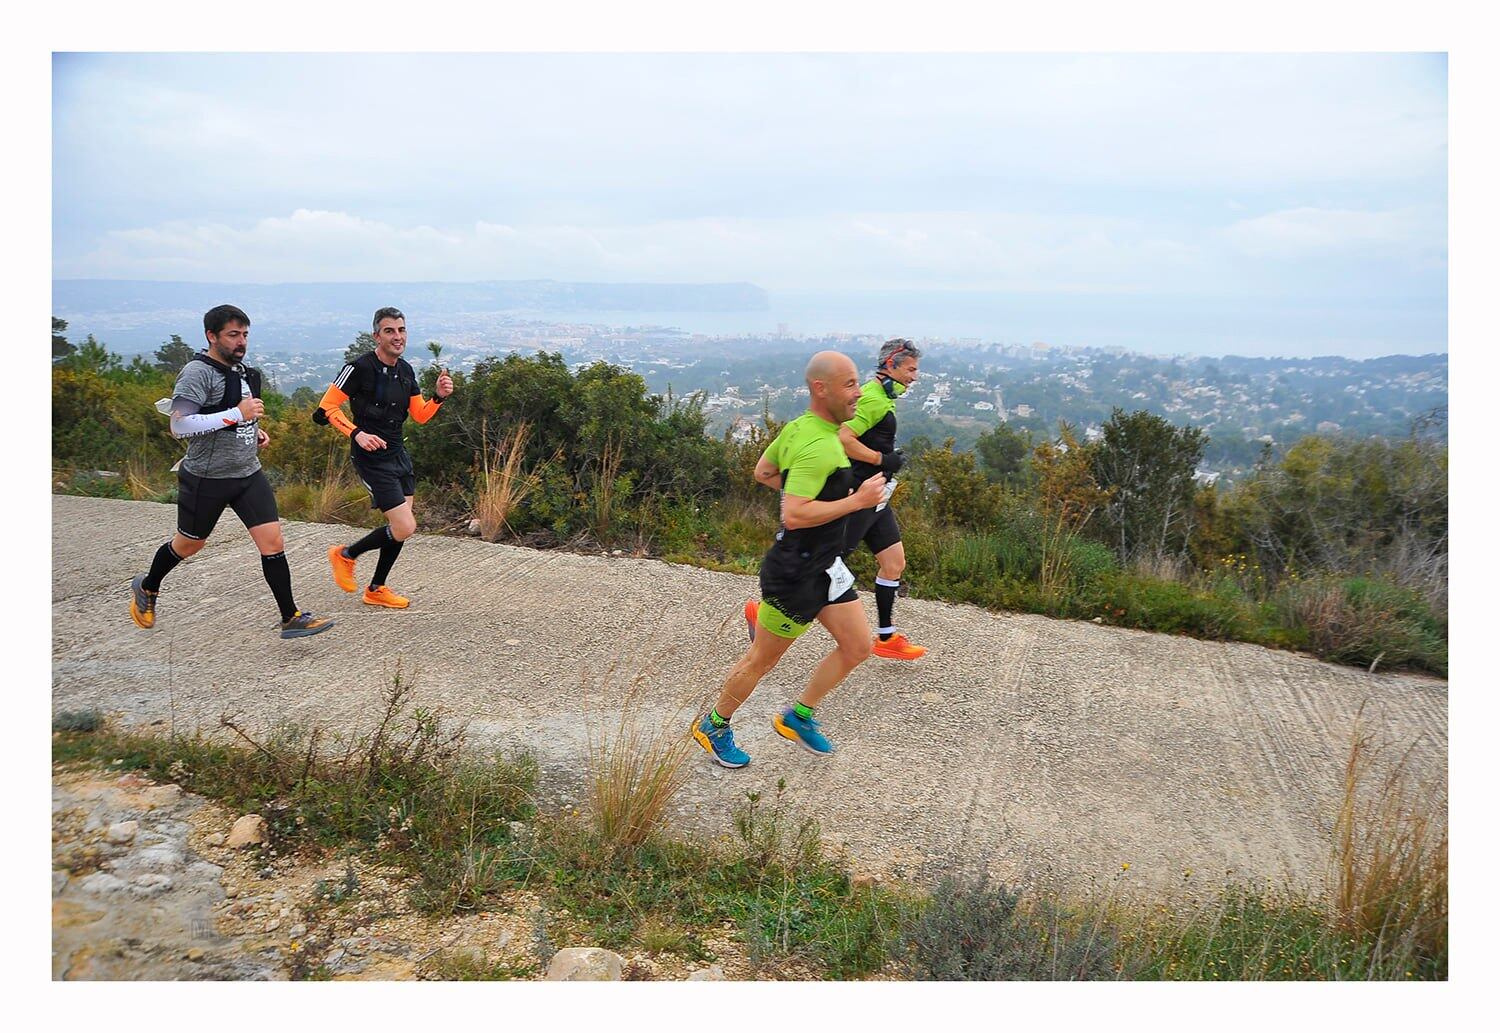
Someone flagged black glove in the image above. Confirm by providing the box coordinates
[879,450,907,476]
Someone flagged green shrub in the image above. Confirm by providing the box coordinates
[899,873,1121,980]
[52,709,104,733]
[1276,577,1447,674]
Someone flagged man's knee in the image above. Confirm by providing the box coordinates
[389,517,416,542]
[172,534,207,557]
[879,556,905,580]
[840,635,873,665]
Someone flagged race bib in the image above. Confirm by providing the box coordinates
[826,556,855,601]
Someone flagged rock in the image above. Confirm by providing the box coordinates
[504,639,521,647]
[205,833,226,847]
[224,884,239,898]
[495,929,513,950]
[852,874,878,890]
[467,519,482,536]
[143,785,182,808]
[52,869,69,897]
[289,924,307,938]
[115,773,150,789]
[1092,616,1104,624]
[226,814,267,849]
[78,871,127,895]
[133,844,186,872]
[545,947,625,981]
[265,919,281,933]
[129,873,173,896]
[686,965,726,980]
[186,947,205,962]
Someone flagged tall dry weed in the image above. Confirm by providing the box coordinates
[584,659,696,852]
[476,420,544,542]
[1331,712,1447,974]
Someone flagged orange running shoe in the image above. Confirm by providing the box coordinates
[744,599,759,642]
[872,633,927,661]
[328,545,357,593]
[363,585,410,608]
[129,574,157,629]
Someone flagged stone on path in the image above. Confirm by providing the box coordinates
[545,947,624,981]
[105,821,138,845]
[226,814,267,849]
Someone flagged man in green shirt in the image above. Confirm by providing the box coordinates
[838,338,928,660]
[693,352,887,767]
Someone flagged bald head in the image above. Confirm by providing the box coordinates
[804,350,862,424]
[805,350,856,391]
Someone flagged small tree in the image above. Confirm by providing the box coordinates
[52,317,75,362]
[975,424,1032,486]
[1091,408,1205,563]
[343,332,378,365]
[153,334,195,373]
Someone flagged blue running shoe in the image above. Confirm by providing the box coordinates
[773,707,835,756]
[693,713,750,768]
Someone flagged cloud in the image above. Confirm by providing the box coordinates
[1223,206,1444,258]
[59,207,1222,293]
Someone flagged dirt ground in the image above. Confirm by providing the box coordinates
[52,495,1448,898]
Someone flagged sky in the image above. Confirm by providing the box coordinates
[51,52,1447,355]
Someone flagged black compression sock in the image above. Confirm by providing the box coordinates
[141,541,184,592]
[371,537,404,589]
[260,551,299,623]
[346,525,391,559]
[875,578,899,639]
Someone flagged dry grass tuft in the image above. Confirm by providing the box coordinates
[476,421,544,542]
[276,455,371,525]
[1331,711,1447,972]
[581,631,728,854]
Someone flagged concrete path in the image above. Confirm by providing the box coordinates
[52,495,1448,897]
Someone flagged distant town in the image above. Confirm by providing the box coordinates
[53,279,1447,485]
[236,320,1443,485]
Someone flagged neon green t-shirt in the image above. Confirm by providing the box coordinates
[845,377,906,438]
[762,412,850,499]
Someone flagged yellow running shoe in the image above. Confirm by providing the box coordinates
[872,633,928,660]
[328,545,357,593]
[363,585,410,608]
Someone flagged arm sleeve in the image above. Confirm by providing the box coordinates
[408,394,442,424]
[318,383,358,437]
[169,397,241,438]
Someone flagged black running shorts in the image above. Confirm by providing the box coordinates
[759,552,859,639]
[176,469,280,540]
[352,447,416,512]
[842,504,902,559]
